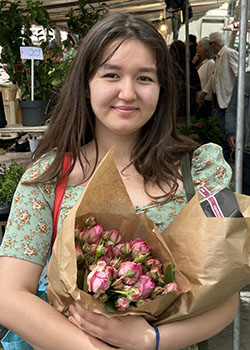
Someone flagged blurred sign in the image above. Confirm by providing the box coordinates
[20,46,44,60]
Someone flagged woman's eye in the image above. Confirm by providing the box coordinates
[138,76,153,82]
[103,73,119,79]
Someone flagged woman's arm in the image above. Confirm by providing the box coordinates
[159,293,238,350]
[203,60,214,93]
[0,256,114,350]
[68,293,238,350]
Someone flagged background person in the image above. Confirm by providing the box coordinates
[193,38,215,119]
[198,31,238,161]
[0,13,238,350]
[189,34,197,62]
[225,71,250,195]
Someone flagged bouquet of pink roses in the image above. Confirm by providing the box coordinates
[75,216,179,313]
[47,150,190,323]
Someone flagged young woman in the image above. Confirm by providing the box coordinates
[0,12,237,350]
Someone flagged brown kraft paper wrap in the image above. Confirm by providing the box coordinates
[47,149,190,323]
[157,191,250,325]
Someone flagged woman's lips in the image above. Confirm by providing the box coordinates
[112,106,138,114]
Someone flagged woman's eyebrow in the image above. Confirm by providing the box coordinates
[138,67,157,74]
[102,63,120,70]
[101,63,157,74]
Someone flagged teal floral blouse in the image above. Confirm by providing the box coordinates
[0,143,232,350]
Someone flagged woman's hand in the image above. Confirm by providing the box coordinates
[197,91,207,107]
[68,302,155,350]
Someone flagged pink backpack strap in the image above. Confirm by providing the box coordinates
[52,153,72,248]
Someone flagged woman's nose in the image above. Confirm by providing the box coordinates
[118,78,137,101]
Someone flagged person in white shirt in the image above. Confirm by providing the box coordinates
[193,38,215,119]
[198,32,238,161]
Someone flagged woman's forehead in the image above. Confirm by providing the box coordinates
[100,38,156,65]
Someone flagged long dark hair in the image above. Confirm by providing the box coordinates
[30,12,197,201]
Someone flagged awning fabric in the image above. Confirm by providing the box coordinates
[6,0,227,28]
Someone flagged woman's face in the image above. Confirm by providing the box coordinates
[89,39,160,138]
[197,42,205,59]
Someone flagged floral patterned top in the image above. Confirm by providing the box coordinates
[0,143,232,350]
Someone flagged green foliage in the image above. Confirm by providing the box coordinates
[163,264,175,284]
[0,0,63,101]
[47,1,107,90]
[0,0,108,100]
[66,0,107,40]
[177,117,221,145]
[48,47,77,91]
[0,161,24,206]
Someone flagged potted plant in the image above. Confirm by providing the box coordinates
[0,160,23,220]
[0,0,63,126]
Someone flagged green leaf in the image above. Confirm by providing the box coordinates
[163,264,175,284]
[105,299,116,313]
[83,268,89,293]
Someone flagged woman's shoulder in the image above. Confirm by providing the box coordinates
[199,59,214,70]
[21,151,56,183]
[191,143,232,190]
[206,58,215,66]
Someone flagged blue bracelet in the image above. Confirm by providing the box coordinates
[152,325,160,350]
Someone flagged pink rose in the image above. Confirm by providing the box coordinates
[105,265,117,280]
[120,242,132,257]
[163,282,179,294]
[88,224,104,243]
[105,245,113,258]
[89,243,98,257]
[75,245,84,261]
[124,286,142,302]
[110,257,121,269]
[118,261,142,285]
[192,122,204,128]
[134,275,155,298]
[113,242,125,257]
[87,269,110,294]
[130,238,150,259]
[150,286,164,300]
[115,296,129,312]
[147,266,163,281]
[84,215,96,228]
[79,229,89,242]
[99,255,111,265]
[108,230,121,244]
[94,260,107,271]
[79,224,104,244]
[188,133,200,140]
[145,258,162,270]
[112,279,124,290]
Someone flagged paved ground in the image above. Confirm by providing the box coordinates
[208,285,250,350]
[1,287,249,349]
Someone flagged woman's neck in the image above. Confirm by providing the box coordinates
[84,133,138,170]
[196,56,206,69]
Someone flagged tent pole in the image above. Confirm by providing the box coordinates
[185,0,191,126]
[235,0,247,194]
[233,0,248,349]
